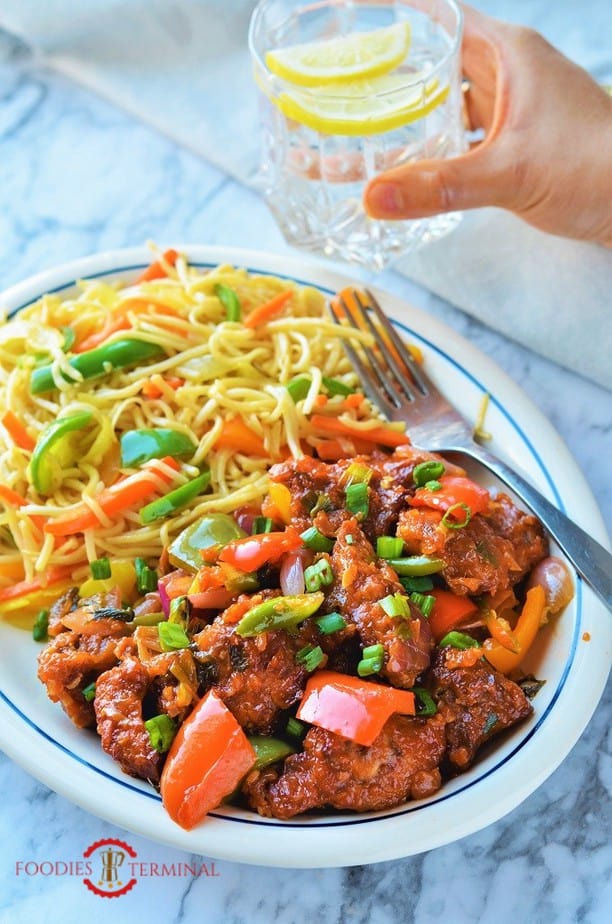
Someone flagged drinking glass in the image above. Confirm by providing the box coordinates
[249,0,465,270]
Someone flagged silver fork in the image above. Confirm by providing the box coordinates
[331,288,611,612]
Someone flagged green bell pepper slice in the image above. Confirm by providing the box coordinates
[30,338,166,394]
[168,514,247,573]
[236,592,324,638]
[30,410,92,495]
[120,428,197,467]
[386,555,446,576]
[139,469,211,524]
[248,735,297,770]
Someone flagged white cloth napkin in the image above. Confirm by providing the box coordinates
[1,0,611,389]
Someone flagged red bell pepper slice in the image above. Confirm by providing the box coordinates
[296,670,415,747]
[409,474,490,518]
[218,527,303,573]
[428,588,479,641]
[160,689,256,830]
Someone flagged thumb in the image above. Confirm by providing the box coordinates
[363,144,510,219]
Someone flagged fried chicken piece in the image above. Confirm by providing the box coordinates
[428,647,533,770]
[193,592,321,734]
[47,586,80,637]
[243,712,447,818]
[269,447,462,542]
[94,650,164,784]
[398,493,548,597]
[326,519,433,688]
[37,618,129,728]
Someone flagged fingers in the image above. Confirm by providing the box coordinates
[363,145,509,219]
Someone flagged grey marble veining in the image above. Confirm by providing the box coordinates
[0,15,610,924]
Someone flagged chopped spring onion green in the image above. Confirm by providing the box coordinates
[286,716,307,740]
[413,460,445,486]
[345,481,369,518]
[296,644,325,672]
[438,630,481,650]
[424,479,442,491]
[286,375,312,402]
[376,536,404,559]
[145,714,177,753]
[386,555,446,576]
[215,283,241,322]
[32,608,49,642]
[321,375,354,396]
[314,611,347,635]
[300,526,334,553]
[441,503,472,529]
[413,687,437,717]
[90,557,111,580]
[304,558,334,592]
[168,595,190,629]
[400,575,434,593]
[82,681,96,703]
[409,592,435,617]
[135,557,158,594]
[158,621,190,651]
[357,643,384,677]
[252,516,273,535]
[379,593,410,618]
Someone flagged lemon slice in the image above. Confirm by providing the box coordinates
[274,74,449,136]
[265,23,411,87]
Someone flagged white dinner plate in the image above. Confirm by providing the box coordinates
[0,246,609,868]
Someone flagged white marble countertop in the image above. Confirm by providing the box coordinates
[0,11,610,924]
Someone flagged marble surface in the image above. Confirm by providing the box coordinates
[0,13,610,924]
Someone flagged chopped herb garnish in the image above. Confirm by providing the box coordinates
[321,376,354,397]
[82,681,96,702]
[32,608,49,642]
[345,482,369,518]
[314,611,347,635]
[379,592,410,618]
[286,375,311,403]
[145,714,177,753]
[300,526,334,553]
[252,516,273,535]
[409,592,435,617]
[135,557,158,594]
[441,503,471,530]
[413,687,437,717]
[90,557,111,580]
[438,630,480,650]
[413,461,445,486]
[296,644,325,672]
[304,558,334,592]
[357,643,384,676]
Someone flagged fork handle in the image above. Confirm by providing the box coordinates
[465,447,612,612]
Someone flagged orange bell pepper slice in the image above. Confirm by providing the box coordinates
[428,588,479,641]
[483,585,546,674]
[160,689,256,829]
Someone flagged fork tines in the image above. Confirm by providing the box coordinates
[329,288,429,413]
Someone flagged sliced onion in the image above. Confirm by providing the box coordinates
[280,549,311,596]
[527,556,574,614]
[157,581,171,618]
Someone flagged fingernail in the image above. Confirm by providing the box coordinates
[365,181,406,218]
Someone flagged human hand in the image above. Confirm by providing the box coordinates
[363,3,612,246]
